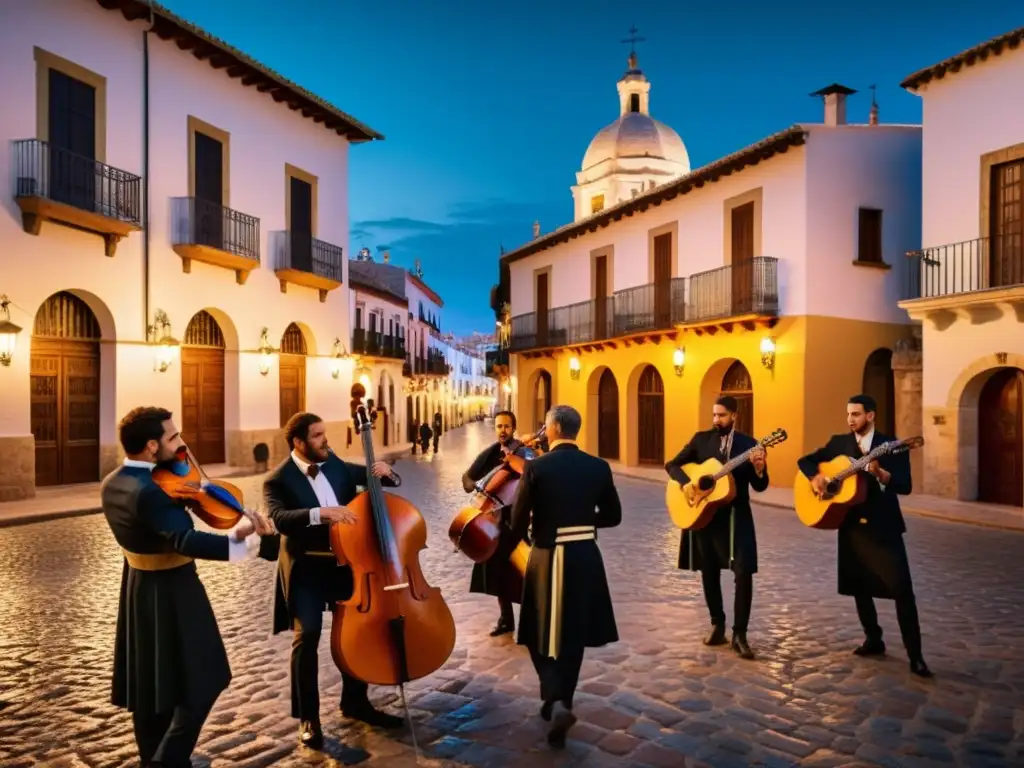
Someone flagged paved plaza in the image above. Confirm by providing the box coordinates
[1,421,1023,767]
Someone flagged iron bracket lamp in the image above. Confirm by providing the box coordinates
[258,327,275,376]
[0,295,23,367]
[760,336,776,371]
[568,356,581,381]
[673,347,685,377]
[147,309,179,373]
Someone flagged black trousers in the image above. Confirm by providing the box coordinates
[498,597,514,624]
[855,592,924,659]
[291,574,369,721]
[702,568,753,633]
[529,646,585,708]
[132,695,216,767]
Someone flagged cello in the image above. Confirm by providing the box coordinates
[329,391,456,725]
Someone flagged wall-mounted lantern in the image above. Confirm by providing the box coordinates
[148,309,179,373]
[0,295,23,367]
[258,327,274,376]
[502,381,512,394]
[760,336,776,371]
[672,347,685,377]
[330,337,350,379]
[568,356,581,381]
[355,363,372,391]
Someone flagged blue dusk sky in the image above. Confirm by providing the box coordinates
[158,0,1021,335]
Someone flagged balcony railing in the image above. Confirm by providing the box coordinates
[903,235,1024,300]
[272,231,344,301]
[13,138,142,256]
[352,329,405,359]
[486,347,510,376]
[687,257,779,323]
[612,278,687,336]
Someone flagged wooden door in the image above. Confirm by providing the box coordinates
[594,255,608,340]
[181,311,226,465]
[721,361,754,436]
[535,370,551,429]
[278,323,307,427]
[30,292,101,487]
[978,368,1024,507]
[862,349,895,435]
[597,369,619,460]
[536,273,549,347]
[290,175,313,272]
[194,131,224,248]
[731,202,755,315]
[990,159,1023,288]
[637,365,665,465]
[48,69,96,212]
[653,233,672,327]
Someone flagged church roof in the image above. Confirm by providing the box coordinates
[901,25,1024,91]
[582,113,689,171]
[501,125,808,265]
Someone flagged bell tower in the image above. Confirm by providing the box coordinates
[617,26,650,116]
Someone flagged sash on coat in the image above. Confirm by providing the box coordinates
[547,524,596,660]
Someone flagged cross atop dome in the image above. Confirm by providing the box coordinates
[621,24,645,72]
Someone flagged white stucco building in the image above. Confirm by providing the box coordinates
[897,25,1024,508]
[0,0,382,500]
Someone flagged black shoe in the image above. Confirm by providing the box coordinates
[546,702,577,747]
[910,657,933,678]
[540,700,553,721]
[490,618,514,637]
[703,623,727,646]
[341,701,404,729]
[299,719,323,749]
[731,631,755,659]
[853,638,886,656]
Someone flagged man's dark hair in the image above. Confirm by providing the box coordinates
[119,406,172,454]
[494,410,517,429]
[715,395,738,413]
[848,394,877,414]
[547,405,582,440]
[285,412,323,449]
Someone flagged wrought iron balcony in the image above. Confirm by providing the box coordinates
[352,329,405,359]
[686,257,779,324]
[612,278,687,336]
[486,347,510,376]
[903,235,1024,301]
[271,230,344,302]
[171,196,260,283]
[13,138,142,256]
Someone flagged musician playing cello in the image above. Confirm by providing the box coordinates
[461,409,525,636]
[510,405,622,747]
[797,394,932,678]
[665,395,768,660]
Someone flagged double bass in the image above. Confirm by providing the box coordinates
[329,392,456,702]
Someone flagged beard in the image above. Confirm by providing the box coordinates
[715,423,733,435]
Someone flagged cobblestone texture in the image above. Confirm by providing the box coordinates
[1,422,1023,767]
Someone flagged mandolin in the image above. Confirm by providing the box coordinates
[666,428,787,530]
[793,436,924,529]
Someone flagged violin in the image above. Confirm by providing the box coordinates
[152,445,247,530]
[329,391,456,694]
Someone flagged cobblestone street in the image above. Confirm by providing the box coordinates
[2,421,1024,767]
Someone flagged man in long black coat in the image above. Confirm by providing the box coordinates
[797,393,932,678]
[101,406,272,767]
[510,404,622,747]
[665,395,768,660]
[264,412,404,751]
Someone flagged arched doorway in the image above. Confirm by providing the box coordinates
[637,365,665,465]
[597,368,619,460]
[721,361,753,436]
[279,323,307,427]
[181,310,226,465]
[389,381,396,446]
[978,368,1023,506]
[534,370,552,430]
[31,291,101,487]
[406,394,414,443]
[862,348,895,435]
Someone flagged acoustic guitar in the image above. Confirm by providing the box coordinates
[793,436,924,529]
[666,428,788,530]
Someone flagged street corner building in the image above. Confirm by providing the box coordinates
[495,49,924,482]
[0,0,384,502]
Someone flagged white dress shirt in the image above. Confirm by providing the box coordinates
[123,457,259,562]
[290,450,340,526]
[856,429,875,456]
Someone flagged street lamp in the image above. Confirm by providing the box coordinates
[258,327,274,376]
[760,336,776,370]
[148,309,179,373]
[331,337,350,379]
[0,295,23,367]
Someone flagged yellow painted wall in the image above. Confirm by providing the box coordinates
[513,315,913,487]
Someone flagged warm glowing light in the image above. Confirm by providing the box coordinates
[0,300,20,367]
[760,337,776,354]
[359,373,372,390]
[502,381,512,393]
[258,327,274,376]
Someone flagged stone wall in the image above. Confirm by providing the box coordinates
[892,327,924,493]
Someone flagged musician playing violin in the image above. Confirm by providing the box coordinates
[797,394,931,678]
[461,409,524,636]
[665,395,768,660]
[100,406,274,768]
[263,411,404,752]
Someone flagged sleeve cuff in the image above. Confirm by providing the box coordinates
[228,532,261,562]
[310,508,321,525]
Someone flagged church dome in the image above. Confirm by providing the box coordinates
[582,112,689,171]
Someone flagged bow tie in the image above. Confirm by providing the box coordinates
[307,464,321,479]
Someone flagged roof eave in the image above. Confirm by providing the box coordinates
[901,26,1024,92]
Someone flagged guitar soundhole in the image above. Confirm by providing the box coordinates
[824,479,840,497]
[698,475,714,491]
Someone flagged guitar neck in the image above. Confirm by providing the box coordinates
[712,447,755,480]
[834,444,888,482]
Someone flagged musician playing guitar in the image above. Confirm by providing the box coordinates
[796,394,932,678]
[461,409,524,637]
[664,396,768,659]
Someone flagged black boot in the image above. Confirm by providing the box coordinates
[853,637,886,656]
[909,656,933,678]
[703,623,727,646]
[731,631,755,659]
[299,719,323,749]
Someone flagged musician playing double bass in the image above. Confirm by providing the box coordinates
[461,409,524,636]
[665,395,768,660]
[510,405,622,747]
[263,411,404,751]
[797,394,932,678]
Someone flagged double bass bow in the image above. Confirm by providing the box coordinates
[329,391,456,744]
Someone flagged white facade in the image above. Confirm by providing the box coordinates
[0,0,379,499]
[898,29,1024,507]
[443,339,496,420]
[350,285,406,449]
